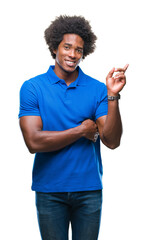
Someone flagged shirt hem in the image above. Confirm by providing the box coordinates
[31,185,103,193]
[95,112,108,120]
[18,113,40,118]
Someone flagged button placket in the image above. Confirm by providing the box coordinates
[64,88,71,103]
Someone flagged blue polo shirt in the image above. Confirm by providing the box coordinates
[19,65,108,192]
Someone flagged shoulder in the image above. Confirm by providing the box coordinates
[83,73,107,96]
[86,75,105,86]
[80,68,106,88]
[23,72,47,86]
[79,68,107,102]
[20,72,48,93]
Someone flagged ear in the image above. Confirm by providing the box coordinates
[53,49,57,55]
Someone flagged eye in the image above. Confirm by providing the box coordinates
[64,46,70,50]
[76,49,83,54]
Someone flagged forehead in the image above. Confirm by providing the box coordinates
[61,34,84,47]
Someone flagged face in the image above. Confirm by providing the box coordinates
[54,34,84,74]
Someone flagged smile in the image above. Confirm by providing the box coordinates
[65,60,76,67]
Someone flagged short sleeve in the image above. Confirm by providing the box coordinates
[18,81,40,118]
[94,83,108,121]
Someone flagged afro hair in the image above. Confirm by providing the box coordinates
[44,15,97,59]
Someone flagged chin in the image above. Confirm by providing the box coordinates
[61,65,77,73]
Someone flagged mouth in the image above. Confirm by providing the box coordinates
[65,60,77,67]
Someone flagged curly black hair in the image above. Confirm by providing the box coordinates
[44,15,97,59]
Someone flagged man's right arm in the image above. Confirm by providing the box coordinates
[19,116,98,153]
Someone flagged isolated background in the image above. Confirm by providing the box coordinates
[1,0,147,239]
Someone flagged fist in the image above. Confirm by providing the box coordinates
[81,119,99,142]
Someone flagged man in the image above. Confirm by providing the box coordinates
[19,15,128,240]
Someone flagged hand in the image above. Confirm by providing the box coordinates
[106,64,129,96]
[81,119,99,142]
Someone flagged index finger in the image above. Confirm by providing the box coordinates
[124,64,129,72]
[115,64,129,73]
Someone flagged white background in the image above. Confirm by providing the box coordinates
[1,0,147,239]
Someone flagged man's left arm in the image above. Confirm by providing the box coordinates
[96,64,129,149]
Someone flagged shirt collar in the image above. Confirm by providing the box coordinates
[46,65,87,87]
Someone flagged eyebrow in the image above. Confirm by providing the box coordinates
[64,43,83,50]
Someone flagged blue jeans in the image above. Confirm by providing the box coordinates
[35,190,102,240]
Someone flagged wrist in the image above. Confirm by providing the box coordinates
[76,124,85,138]
[107,90,120,97]
[108,94,120,101]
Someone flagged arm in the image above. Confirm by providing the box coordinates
[96,102,122,149]
[19,116,98,153]
[96,64,129,149]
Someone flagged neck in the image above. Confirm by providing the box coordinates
[54,63,79,86]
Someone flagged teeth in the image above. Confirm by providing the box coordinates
[65,60,76,67]
[66,61,75,63]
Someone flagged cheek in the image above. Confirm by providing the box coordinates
[56,50,65,61]
[55,51,62,64]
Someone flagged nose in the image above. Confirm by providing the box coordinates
[68,49,76,58]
